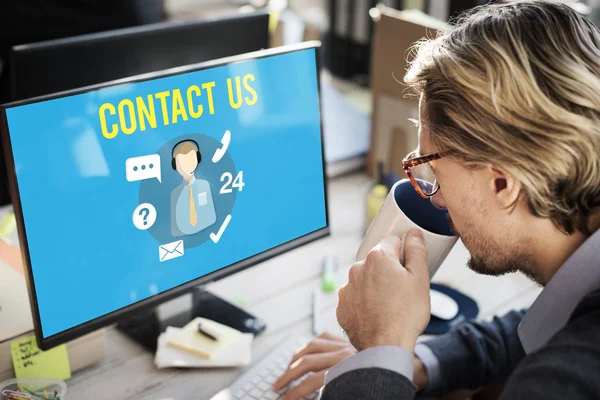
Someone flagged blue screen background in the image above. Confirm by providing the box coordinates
[4,49,327,338]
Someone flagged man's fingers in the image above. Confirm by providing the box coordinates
[288,338,349,366]
[273,352,341,391]
[280,370,326,400]
[369,235,403,261]
[403,229,429,279]
[317,331,347,342]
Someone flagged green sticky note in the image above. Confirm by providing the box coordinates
[11,335,71,381]
[234,297,246,307]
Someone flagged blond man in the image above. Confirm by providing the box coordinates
[274,1,600,399]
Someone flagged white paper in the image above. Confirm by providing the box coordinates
[155,326,253,369]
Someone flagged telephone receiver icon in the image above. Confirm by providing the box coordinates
[212,130,231,163]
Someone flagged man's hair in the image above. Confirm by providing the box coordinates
[404,0,600,235]
[173,142,198,157]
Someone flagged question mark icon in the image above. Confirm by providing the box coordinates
[139,208,150,225]
[133,203,156,230]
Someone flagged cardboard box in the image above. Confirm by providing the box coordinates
[269,12,323,48]
[367,7,449,177]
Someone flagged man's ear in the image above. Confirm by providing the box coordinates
[489,166,521,208]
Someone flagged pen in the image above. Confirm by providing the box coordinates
[312,288,321,336]
[197,323,220,341]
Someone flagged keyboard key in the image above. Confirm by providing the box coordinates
[265,374,278,384]
[258,382,271,392]
[267,363,277,372]
[259,369,270,378]
[251,376,261,385]
[265,391,280,400]
[234,390,246,399]
[243,383,253,392]
[249,389,264,399]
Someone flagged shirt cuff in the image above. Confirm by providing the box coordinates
[324,346,414,385]
[414,343,442,393]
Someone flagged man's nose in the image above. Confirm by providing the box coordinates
[430,190,447,210]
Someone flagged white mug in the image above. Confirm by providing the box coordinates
[357,179,458,279]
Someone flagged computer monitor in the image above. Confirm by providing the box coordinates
[0,42,328,350]
[8,11,270,102]
[0,11,269,208]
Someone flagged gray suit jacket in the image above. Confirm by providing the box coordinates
[320,288,600,399]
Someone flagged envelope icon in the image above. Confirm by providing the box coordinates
[159,240,184,262]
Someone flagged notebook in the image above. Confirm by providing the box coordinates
[156,326,252,369]
[166,317,243,359]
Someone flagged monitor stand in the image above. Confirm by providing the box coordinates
[116,287,266,351]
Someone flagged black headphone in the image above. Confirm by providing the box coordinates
[171,139,201,170]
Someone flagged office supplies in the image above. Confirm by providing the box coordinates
[155,327,252,369]
[10,336,70,381]
[312,289,321,336]
[167,318,242,359]
[198,323,220,341]
[321,255,337,293]
[209,334,318,400]
[0,42,329,351]
[0,378,66,400]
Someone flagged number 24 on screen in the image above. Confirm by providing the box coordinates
[220,171,244,194]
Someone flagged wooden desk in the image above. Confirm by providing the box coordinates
[67,173,541,399]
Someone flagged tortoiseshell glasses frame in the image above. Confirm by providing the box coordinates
[401,150,443,198]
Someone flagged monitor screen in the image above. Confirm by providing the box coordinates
[0,44,328,348]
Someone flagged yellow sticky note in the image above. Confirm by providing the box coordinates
[11,335,71,381]
[269,12,280,35]
[0,211,16,238]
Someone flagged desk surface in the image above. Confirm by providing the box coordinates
[67,173,541,399]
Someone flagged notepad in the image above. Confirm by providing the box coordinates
[166,317,243,359]
[155,327,252,369]
[11,335,71,381]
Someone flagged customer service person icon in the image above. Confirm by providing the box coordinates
[170,139,217,237]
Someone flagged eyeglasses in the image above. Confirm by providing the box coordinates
[401,150,443,198]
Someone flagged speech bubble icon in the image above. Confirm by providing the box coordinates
[126,154,161,183]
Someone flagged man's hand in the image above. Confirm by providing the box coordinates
[273,332,356,400]
[336,229,431,352]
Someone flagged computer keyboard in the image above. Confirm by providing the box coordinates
[210,334,320,400]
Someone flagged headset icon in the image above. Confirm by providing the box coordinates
[171,139,201,170]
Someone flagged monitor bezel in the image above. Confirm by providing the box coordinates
[0,41,330,350]
[8,10,270,101]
